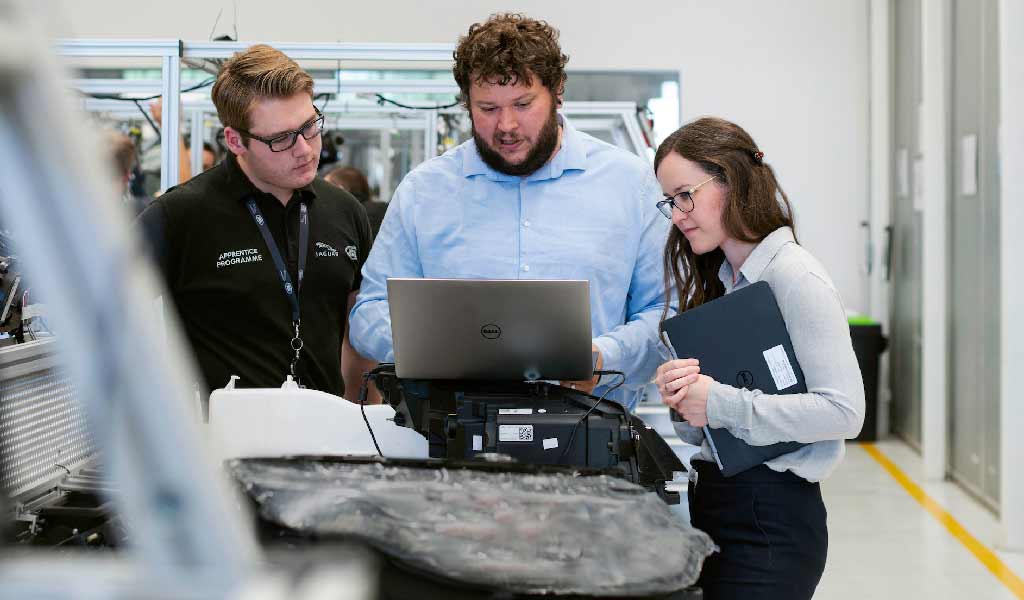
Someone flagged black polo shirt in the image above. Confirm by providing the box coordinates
[137,153,372,396]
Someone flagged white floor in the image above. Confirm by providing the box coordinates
[817,439,1024,599]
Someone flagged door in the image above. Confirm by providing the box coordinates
[948,0,1001,508]
[889,0,923,448]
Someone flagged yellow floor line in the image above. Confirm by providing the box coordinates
[861,442,1024,598]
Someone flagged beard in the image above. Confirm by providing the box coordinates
[472,107,560,177]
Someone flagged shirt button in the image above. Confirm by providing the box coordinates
[522,265,530,272]
[523,219,531,227]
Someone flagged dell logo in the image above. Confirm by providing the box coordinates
[736,370,755,388]
[481,324,502,339]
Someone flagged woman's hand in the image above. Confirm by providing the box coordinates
[656,358,700,409]
[675,374,714,427]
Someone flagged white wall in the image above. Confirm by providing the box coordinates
[53,0,871,310]
[999,0,1024,551]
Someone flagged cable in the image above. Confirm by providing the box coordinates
[359,373,383,457]
[375,94,460,111]
[208,8,223,41]
[315,92,332,115]
[358,363,395,457]
[86,77,217,104]
[317,60,342,115]
[132,99,161,141]
[87,78,217,140]
[557,370,626,465]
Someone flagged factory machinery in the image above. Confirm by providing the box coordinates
[1,337,710,599]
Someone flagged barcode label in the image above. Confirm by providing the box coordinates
[499,424,534,442]
[763,344,798,390]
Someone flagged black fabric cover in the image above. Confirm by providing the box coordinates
[230,458,714,597]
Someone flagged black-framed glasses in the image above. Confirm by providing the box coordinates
[656,175,717,219]
[237,108,325,152]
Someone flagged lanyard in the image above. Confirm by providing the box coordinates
[245,196,309,381]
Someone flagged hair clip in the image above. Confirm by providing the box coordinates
[752,150,765,162]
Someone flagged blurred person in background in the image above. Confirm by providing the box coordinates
[325,165,386,240]
[105,129,152,215]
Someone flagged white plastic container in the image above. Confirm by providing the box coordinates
[207,376,428,461]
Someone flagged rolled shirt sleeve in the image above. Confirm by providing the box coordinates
[348,178,421,363]
[592,169,670,391]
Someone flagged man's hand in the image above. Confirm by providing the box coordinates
[149,98,193,184]
[149,98,164,127]
[560,344,602,394]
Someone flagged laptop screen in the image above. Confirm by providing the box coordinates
[387,278,593,381]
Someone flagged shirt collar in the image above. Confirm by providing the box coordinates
[718,226,796,287]
[224,151,317,205]
[462,114,587,181]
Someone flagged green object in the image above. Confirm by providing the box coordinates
[847,314,879,326]
[848,319,888,442]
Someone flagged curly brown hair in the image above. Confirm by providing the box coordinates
[654,117,796,322]
[453,13,568,108]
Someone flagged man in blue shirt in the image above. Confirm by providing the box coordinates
[348,13,668,408]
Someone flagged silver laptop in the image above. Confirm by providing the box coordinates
[387,278,593,381]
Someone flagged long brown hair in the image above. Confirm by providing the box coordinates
[654,117,796,321]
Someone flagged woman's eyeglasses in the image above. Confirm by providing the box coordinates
[656,175,716,219]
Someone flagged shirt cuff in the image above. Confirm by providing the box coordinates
[591,336,620,385]
[706,381,745,430]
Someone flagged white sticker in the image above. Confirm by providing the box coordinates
[912,157,925,213]
[499,424,534,442]
[896,147,909,198]
[498,408,533,415]
[543,438,559,450]
[961,134,978,196]
[762,345,798,391]
[472,435,482,451]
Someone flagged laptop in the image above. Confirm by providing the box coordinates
[387,278,593,381]
[661,281,808,476]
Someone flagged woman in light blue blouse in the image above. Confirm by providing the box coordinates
[653,117,865,600]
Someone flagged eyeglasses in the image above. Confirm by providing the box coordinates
[237,108,325,152]
[656,175,717,219]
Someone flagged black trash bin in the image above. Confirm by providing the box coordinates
[848,316,888,442]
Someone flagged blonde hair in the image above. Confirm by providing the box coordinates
[211,44,314,140]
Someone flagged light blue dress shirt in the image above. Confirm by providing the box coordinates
[348,116,670,408]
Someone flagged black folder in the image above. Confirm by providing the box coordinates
[661,281,808,476]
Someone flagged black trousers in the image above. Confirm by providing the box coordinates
[688,460,828,600]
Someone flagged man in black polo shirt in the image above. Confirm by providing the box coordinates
[138,44,375,399]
